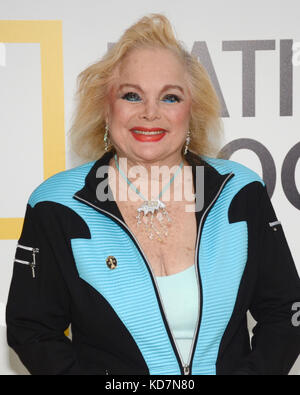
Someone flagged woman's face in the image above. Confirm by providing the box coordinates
[107,48,192,165]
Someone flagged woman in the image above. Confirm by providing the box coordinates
[6,14,300,375]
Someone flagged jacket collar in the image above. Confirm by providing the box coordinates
[73,150,234,226]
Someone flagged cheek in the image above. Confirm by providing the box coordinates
[166,104,191,128]
[109,101,133,127]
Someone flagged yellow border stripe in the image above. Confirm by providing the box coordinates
[0,21,65,239]
[0,218,24,240]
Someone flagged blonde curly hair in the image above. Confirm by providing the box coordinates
[68,14,224,161]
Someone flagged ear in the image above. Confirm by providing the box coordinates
[104,96,112,123]
[103,107,110,125]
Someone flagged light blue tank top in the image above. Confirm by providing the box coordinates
[156,265,199,365]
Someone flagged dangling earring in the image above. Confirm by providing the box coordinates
[184,130,191,155]
[104,123,111,152]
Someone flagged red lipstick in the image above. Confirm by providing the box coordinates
[129,127,167,142]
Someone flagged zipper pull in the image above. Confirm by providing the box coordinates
[31,248,39,279]
[183,364,190,375]
[30,262,36,278]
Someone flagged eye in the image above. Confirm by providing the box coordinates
[121,92,142,102]
[162,94,181,103]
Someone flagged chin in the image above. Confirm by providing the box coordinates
[135,150,164,163]
[134,147,180,164]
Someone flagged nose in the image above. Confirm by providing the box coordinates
[138,99,161,121]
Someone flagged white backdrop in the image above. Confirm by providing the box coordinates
[0,0,299,375]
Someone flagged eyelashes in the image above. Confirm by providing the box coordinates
[121,92,141,102]
[163,94,182,103]
[121,92,182,103]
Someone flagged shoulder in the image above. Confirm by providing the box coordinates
[201,155,266,188]
[28,161,95,208]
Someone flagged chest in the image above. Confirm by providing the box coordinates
[116,200,198,277]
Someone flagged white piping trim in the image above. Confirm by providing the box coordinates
[269,221,281,227]
[14,258,30,265]
[17,243,39,252]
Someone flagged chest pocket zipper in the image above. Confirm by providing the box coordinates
[14,244,39,278]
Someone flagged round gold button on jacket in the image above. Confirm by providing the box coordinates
[106,256,117,270]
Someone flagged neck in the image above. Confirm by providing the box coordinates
[109,151,193,203]
[114,151,188,179]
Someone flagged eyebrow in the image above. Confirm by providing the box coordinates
[118,83,185,95]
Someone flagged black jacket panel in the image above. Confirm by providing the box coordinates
[6,151,300,375]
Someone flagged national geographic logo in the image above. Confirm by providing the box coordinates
[0,21,65,240]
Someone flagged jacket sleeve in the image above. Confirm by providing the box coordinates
[236,183,300,375]
[6,203,83,375]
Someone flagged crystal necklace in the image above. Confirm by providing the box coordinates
[114,154,184,242]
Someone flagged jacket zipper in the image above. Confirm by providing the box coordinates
[183,172,234,375]
[74,171,234,375]
[15,244,39,278]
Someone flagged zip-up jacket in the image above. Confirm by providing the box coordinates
[6,150,300,375]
